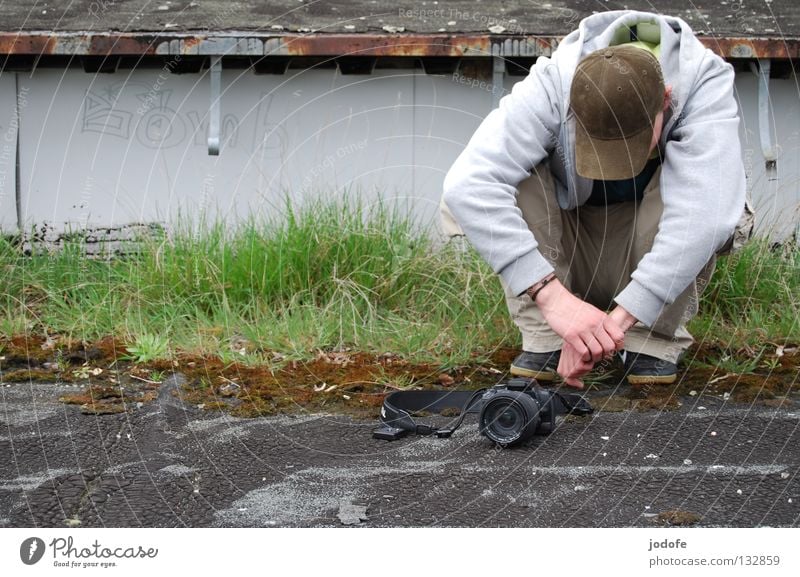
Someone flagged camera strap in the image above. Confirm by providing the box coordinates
[372,378,593,441]
[372,388,488,441]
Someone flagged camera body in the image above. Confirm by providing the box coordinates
[478,378,559,446]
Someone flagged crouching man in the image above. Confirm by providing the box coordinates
[441,10,749,388]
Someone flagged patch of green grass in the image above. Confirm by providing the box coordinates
[0,200,797,371]
[0,312,33,336]
[0,197,515,365]
[688,349,766,376]
[689,238,800,348]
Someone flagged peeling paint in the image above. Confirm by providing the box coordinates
[0,32,795,59]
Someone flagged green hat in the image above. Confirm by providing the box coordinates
[570,45,665,180]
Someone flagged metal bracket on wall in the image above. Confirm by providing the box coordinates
[14,72,22,233]
[491,53,505,109]
[749,58,777,169]
[208,55,222,156]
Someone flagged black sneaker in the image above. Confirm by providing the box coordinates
[509,350,561,381]
[623,351,677,385]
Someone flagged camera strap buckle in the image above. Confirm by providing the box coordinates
[415,424,437,436]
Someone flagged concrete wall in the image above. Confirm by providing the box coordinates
[1,62,798,242]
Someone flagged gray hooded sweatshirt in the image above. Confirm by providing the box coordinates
[441,10,746,328]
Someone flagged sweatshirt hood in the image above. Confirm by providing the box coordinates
[552,10,707,140]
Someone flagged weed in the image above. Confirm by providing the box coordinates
[149,370,166,383]
[54,350,71,372]
[713,352,764,375]
[761,356,781,372]
[122,333,169,364]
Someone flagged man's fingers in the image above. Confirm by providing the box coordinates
[603,317,626,346]
[594,329,618,358]
[558,344,593,380]
[580,333,604,364]
[566,335,590,362]
[564,376,584,389]
[558,350,582,377]
[557,346,576,380]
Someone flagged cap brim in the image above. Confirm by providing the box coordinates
[575,124,653,180]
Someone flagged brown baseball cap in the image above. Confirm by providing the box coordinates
[570,45,665,180]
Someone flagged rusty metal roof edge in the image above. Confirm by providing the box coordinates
[0,32,797,59]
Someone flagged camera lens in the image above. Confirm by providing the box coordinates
[489,402,522,436]
[479,392,541,446]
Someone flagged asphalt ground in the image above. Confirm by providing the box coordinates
[1,374,799,528]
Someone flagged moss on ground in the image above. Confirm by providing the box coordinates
[1,334,797,421]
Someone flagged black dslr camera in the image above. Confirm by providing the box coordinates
[478,378,580,445]
[373,377,593,447]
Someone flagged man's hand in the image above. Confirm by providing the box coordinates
[555,301,639,389]
[534,279,625,364]
[557,341,595,388]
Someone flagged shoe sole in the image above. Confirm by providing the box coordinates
[627,373,677,385]
[509,365,557,381]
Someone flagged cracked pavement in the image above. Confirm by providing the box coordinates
[1,374,799,527]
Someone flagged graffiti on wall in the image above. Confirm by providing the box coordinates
[81,81,288,156]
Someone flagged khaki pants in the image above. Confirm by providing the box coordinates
[440,162,722,363]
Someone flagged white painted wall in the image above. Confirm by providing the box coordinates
[3,64,799,241]
[0,74,19,232]
[735,70,800,240]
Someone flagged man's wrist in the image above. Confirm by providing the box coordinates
[525,272,557,303]
[609,305,638,332]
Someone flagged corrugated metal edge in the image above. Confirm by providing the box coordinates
[0,32,797,59]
